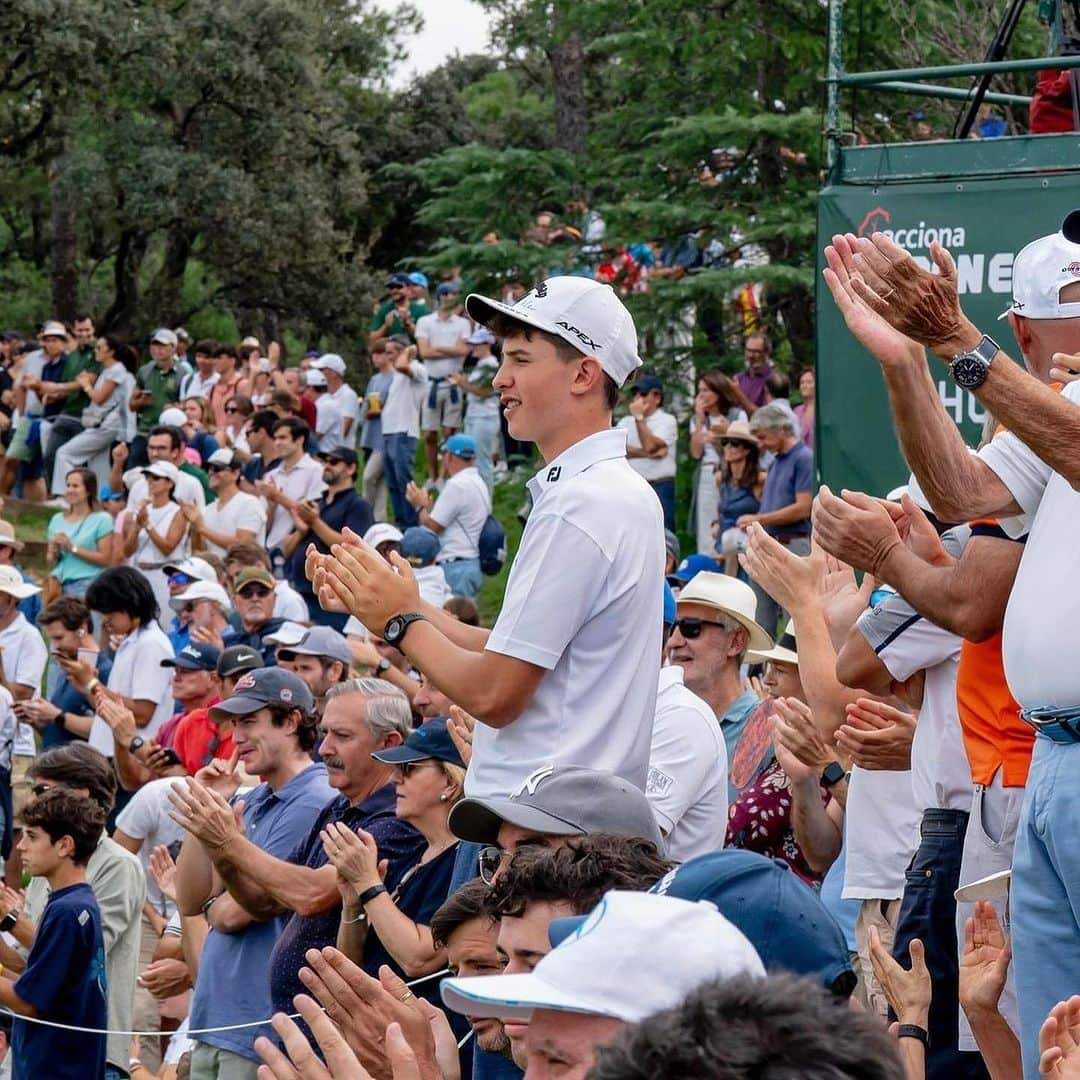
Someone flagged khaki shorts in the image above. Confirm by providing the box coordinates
[11,753,34,821]
[421,380,464,432]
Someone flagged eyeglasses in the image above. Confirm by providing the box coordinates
[237,585,272,599]
[672,616,737,639]
[207,464,231,473]
[719,439,754,449]
[478,845,511,885]
[30,782,55,797]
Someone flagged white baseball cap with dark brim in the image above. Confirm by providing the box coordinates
[0,565,40,600]
[441,890,764,1024]
[466,276,643,387]
[676,571,773,653]
[363,523,404,549]
[999,210,1080,321]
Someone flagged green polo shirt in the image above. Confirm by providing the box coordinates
[60,345,103,418]
[371,300,428,343]
[135,359,192,436]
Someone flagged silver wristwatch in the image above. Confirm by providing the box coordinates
[948,334,999,390]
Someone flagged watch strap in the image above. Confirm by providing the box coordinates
[896,1024,929,1048]
[820,761,846,788]
[384,612,426,645]
[128,736,145,754]
[949,333,999,368]
[358,884,388,905]
[0,910,19,933]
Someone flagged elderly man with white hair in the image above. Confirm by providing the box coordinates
[738,402,814,635]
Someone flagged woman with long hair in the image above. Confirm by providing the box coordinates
[49,334,136,496]
[46,468,116,600]
[181,396,221,464]
[793,367,815,452]
[122,461,190,627]
[322,716,465,1010]
[689,370,747,554]
[716,421,765,576]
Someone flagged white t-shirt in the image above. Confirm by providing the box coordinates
[618,408,678,482]
[91,624,175,755]
[17,351,45,416]
[471,428,664,798]
[647,666,728,861]
[0,614,49,757]
[200,490,267,556]
[330,383,361,438]
[314,393,346,452]
[179,369,219,400]
[274,581,309,623]
[430,467,491,562]
[415,313,470,379]
[381,360,429,438]
[842,766,921,900]
[114,777,185,915]
[465,357,500,419]
[264,455,326,550]
[978,381,1080,708]
[414,564,451,608]
[856,533,972,814]
[126,469,206,511]
[0,687,15,771]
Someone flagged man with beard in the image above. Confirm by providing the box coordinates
[282,447,372,631]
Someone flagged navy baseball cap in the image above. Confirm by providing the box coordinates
[372,717,465,769]
[162,641,221,672]
[210,667,314,721]
[631,374,664,395]
[668,553,721,585]
[649,850,855,995]
[387,272,411,287]
[436,281,462,298]
[401,526,441,567]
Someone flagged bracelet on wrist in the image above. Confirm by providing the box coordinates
[896,1023,929,1048]
[358,883,388,906]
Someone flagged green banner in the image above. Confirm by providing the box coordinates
[816,164,1080,497]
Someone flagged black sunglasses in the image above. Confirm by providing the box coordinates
[672,616,734,639]
[237,584,272,599]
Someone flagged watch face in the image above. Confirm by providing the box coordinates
[384,617,404,644]
[952,354,989,389]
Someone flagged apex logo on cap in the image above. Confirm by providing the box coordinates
[235,674,256,692]
[511,764,555,799]
[555,321,600,352]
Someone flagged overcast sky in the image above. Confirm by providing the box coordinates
[380,0,493,87]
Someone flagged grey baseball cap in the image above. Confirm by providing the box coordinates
[277,625,351,667]
[448,765,664,848]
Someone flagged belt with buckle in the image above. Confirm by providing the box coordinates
[1021,705,1080,745]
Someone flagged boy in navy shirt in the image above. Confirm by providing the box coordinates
[0,789,107,1079]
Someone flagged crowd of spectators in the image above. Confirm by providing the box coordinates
[0,200,1076,1080]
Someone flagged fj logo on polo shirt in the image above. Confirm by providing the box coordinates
[546,467,561,483]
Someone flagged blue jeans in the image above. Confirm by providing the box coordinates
[384,433,418,528]
[442,558,483,599]
[891,809,988,1080]
[650,478,676,532]
[465,413,501,491]
[1012,734,1080,1078]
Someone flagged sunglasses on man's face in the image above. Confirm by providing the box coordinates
[168,573,194,587]
[237,585,272,600]
[672,616,735,639]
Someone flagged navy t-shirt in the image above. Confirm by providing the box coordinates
[268,787,424,1016]
[759,441,814,537]
[285,488,374,600]
[13,881,106,1080]
[42,653,113,750]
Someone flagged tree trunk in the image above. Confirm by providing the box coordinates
[547,28,588,156]
[103,227,148,333]
[48,154,78,321]
[145,224,194,326]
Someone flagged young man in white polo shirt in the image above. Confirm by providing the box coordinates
[312,353,360,443]
[307,276,664,799]
[404,433,491,599]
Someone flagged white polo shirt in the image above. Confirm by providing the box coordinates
[200,490,267,556]
[330,383,361,439]
[617,407,678,482]
[415,313,470,380]
[856,535,972,814]
[381,360,429,439]
[0,614,48,757]
[314,393,346,452]
[179,369,219,400]
[978,379,1080,709]
[90,623,175,756]
[647,666,728,861]
[264,454,326,550]
[430,466,491,562]
[469,427,664,797]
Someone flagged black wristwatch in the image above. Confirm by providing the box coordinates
[896,1024,929,1048]
[0,909,19,933]
[383,613,426,647]
[128,735,145,755]
[948,334,999,389]
[820,761,846,789]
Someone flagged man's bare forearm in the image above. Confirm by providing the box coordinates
[215,834,336,918]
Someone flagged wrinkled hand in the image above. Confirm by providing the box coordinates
[891,493,952,563]
[812,486,903,578]
[297,949,441,1080]
[740,523,822,614]
[169,778,245,850]
[307,530,421,632]
[139,957,192,999]
[960,901,1012,1019]
[447,705,474,766]
[869,926,930,1027]
[822,236,928,371]
[844,231,978,357]
[835,698,915,770]
[772,696,833,778]
[148,844,178,903]
[190,624,227,652]
[321,823,383,893]
[1040,996,1080,1078]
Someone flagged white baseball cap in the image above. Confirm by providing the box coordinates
[1000,210,1080,321]
[0,565,40,601]
[263,621,309,647]
[163,557,217,582]
[466,276,643,386]
[142,460,181,483]
[159,407,187,428]
[363,523,403,549]
[40,321,67,339]
[314,353,346,376]
[304,368,328,388]
[440,890,764,1024]
[151,328,179,346]
[168,580,232,612]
